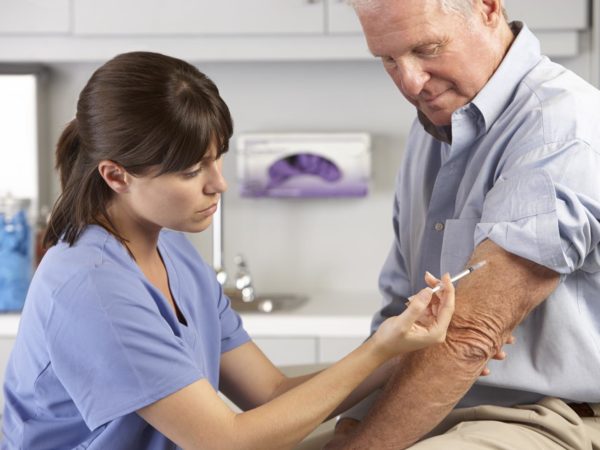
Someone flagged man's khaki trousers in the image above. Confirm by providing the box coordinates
[296,397,600,449]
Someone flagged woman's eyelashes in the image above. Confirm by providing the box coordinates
[182,168,202,178]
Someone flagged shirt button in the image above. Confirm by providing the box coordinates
[434,222,445,232]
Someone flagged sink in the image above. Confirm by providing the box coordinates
[225,289,308,313]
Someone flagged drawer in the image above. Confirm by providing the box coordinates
[318,336,365,363]
[252,337,318,366]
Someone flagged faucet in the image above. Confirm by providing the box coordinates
[212,196,256,303]
[212,196,307,314]
[233,254,255,302]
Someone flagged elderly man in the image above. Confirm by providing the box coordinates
[320,0,600,448]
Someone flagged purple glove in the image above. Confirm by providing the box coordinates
[267,153,341,189]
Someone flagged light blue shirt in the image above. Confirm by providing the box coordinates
[1,226,250,449]
[374,22,600,407]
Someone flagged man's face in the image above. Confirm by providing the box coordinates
[358,0,502,126]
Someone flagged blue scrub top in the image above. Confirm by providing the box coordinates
[1,225,250,449]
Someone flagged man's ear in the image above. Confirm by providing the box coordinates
[97,160,130,194]
[477,0,505,27]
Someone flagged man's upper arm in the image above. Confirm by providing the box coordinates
[446,239,560,364]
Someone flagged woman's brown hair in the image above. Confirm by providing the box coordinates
[44,51,233,247]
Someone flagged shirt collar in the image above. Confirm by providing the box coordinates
[471,22,543,133]
[418,110,452,144]
[419,22,543,144]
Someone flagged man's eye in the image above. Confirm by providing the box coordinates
[381,56,396,66]
[416,45,442,57]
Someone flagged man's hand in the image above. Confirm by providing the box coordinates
[324,418,360,450]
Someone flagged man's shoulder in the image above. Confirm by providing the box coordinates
[509,60,600,146]
[524,60,600,106]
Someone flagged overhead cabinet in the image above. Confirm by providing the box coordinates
[504,0,588,30]
[326,0,591,57]
[504,0,589,57]
[0,0,70,33]
[73,0,324,35]
[0,0,593,61]
[327,0,362,34]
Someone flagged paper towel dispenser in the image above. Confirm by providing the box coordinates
[237,133,371,198]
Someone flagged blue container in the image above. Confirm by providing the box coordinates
[0,198,32,312]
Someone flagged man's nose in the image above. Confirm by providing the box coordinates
[396,59,429,97]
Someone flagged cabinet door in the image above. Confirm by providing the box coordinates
[0,338,15,416]
[327,0,362,34]
[0,0,70,33]
[504,0,588,30]
[328,0,590,34]
[253,337,317,366]
[318,337,365,363]
[74,0,324,35]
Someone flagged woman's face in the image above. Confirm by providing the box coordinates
[122,144,227,234]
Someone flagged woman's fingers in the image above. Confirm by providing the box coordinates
[403,288,433,324]
[424,271,440,289]
[434,273,455,328]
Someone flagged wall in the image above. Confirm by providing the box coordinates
[41,35,598,298]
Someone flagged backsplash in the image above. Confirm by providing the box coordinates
[41,55,597,296]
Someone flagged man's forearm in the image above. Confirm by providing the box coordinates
[346,337,484,448]
[345,240,559,448]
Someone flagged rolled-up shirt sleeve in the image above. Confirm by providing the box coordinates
[475,142,600,275]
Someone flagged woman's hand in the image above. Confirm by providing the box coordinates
[371,273,455,360]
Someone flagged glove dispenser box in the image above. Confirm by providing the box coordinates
[236,133,371,198]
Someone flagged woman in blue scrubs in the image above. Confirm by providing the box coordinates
[1,51,455,450]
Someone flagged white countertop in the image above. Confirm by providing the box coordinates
[240,292,377,338]
[0,291,379,339]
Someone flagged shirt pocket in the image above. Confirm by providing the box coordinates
[440,217,480,276]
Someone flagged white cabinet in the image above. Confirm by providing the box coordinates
[327,0,590,35]
[0,0,70,34]
[327,0,362,34]
[253,337,318,366]
[241,292,374,366]
[0,0,591,61]
[325,0,591,57]
[74,0,324,35]
[505,0,589,57]
[504,0,588,30]
[252,336,367,366]
[318,336,365,363]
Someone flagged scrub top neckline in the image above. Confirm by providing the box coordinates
[157,240,189,327]
[87,225,190,329]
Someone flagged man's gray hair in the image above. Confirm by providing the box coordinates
[440,0,474,17]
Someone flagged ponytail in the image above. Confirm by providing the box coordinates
[43,119,115,248]
[55,119,80,190]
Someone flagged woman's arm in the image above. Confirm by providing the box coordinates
[137,276,454,450]
[219,340,401,419]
